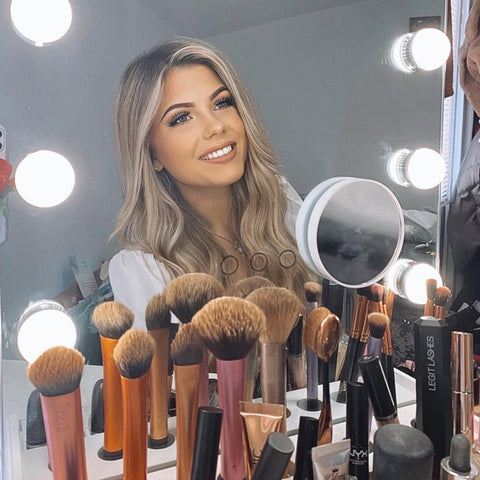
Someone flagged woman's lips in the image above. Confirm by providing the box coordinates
[199,143,235,162]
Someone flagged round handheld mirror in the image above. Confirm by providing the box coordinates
[296,177,404,288]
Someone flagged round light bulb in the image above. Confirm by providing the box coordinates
[407,148,446,189]
[15,150,75,208]
[17,300,77,363]
[411,28,451,71]
[10,0,72,47]
[386,259,443,305]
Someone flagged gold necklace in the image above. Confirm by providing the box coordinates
[211,231,244,253]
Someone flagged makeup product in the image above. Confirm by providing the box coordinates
[92,301,134,460]
[26,389,46,448]
[287,313,307,390]
[193,296,265,480]
[246,286,302,407]
[346,382,369,480]
[441,434,479,480]
[414,316,453,461]
[27,346,87,480]
[335,288,368,403]
[302,282,323,410]
[373,424,434,480]
[357,355,398,427]
[434,286,452,321]
[90,379,104,434]
[311,439,350,480]
[145,292,175,448]
[113,330,155,480]
[171,323,204,480]
[314,312,341,445]
[250,432,294,480]
[451,331,474,444]
[164,272,225,408]
[239,401,285,480]
[190,406,223,480]
[227,275,274,401]
[424,278,438,316]
[294,416,319,480]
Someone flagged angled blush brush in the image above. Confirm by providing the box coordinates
[193,296,265,480]
[171,323,205,480]
[145,292,174,448]
[27,346,87,480]
[246,286,302,407]
[92,301,133,459]
[164,272,225,407]
[113,330,155,480]
[228,275,274,401]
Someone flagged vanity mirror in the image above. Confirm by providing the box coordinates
[0,0,446,473]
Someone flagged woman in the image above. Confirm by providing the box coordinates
[109,37,311,327]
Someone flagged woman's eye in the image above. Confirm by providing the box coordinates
[168,111,190,127]
[215,96,235,110]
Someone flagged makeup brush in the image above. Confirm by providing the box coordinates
[27,346,87,480]
[171,322,205,480]
[335,287,368,403]
[314,312,341,445]
[246,286,302,407]
[92,301,133,460]
[367,312,389,358]
[434,286,452,321]
[113,329,155,480]
[26,389,46,448]
[164,272,225,407]
[145,292,174,448]
[303,282,323,409]
[424,278,438,317]
[192,296,265,480]
[287,313,307,390]
[228,275,274,401]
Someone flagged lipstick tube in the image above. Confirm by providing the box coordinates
[260,343,286,406]
[217,357,247,480]
[451,332,474,444]
[98,335,123,459]
[41,388,87,480]
[121,371,149,480]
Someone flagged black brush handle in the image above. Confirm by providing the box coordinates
[294,416,319,480]
[306,347,319,405]
[251,432,294,480]
[381,353,397,408]
[26,389,46,448]
[338,336,359,383]
[90,379,104,434]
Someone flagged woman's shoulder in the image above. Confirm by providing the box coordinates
[109,249,171,283]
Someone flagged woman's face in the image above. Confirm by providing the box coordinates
[149,64,248,197]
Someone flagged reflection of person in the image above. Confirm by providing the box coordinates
[109,37,311,327]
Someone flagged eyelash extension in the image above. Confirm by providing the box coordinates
[167,110,190,127]
[215,95,235,109]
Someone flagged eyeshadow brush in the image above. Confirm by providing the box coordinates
[434,286,452,321]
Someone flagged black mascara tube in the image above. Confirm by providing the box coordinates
[251,432,294,480]
[294,416,319,480]
[190,406,223,480]
[347,382,369,480]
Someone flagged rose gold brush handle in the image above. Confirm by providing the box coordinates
[217,357,247,480]
[121,373,149,480]
[260,342,286,406]
[41,389,88,480]
[198,347,210,407]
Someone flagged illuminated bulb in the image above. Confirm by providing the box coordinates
[387,148,446,189]
[15,150,75,208]
[386,259,443,305]
[17,300,77,363]
[10,0,72,47]
[391,28,451,73]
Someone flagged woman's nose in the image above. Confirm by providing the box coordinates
[203,112,226,138]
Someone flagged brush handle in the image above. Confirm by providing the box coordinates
[217,357,247,480]
[246,340,259,402]
[174,364,201,480]
[198,347,210,408]
[99,336,123,456]
[317,360,332,445]
[287,352,307,390]
[41,389,87,480]
[148,329,170,441]
[366,337,383,358]
[121,373,149,480]
[250,433,294,480]
[260,343,287,406]
[306,347,319,404]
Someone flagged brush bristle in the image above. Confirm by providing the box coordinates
[304,307,330,350]
[27,347,85,397]
[113,330,155,379]
[426,279,437,301]
[192,296,265,361]
[304,281,322,303]
[170,323,204,366]
[92,301,134,339]
[247,287,302,344]
[314,313,341,362]
[370,284,384,303]
[226,275,274,298]
[163,273,225,323]
[367,312,389,339]
[434,286,452,307]
[145,293,171,330]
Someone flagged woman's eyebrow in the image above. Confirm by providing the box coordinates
[159,86,229,122]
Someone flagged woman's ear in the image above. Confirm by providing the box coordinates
[152,157,164,173]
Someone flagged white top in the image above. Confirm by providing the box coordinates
[109,178,303,329]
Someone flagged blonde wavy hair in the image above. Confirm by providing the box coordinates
[112,37,311,295]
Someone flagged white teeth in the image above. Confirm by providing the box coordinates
[202,144,233,160]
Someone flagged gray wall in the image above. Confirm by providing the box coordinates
[0,0,444,358]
